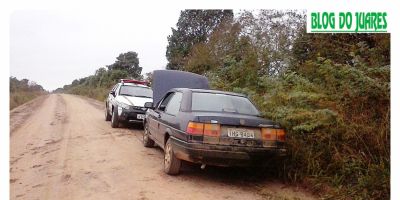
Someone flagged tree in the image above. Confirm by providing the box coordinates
[184,10,306,78]
[144,72,153,85]
[166,9,234,70]
[238,10,306,76]
[291,32,390,70]
[107,51,142,78]
[185,21,260,89]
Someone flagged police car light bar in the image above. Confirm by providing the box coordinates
[120,79,149,86]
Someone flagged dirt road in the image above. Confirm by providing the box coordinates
[10,94,315,200]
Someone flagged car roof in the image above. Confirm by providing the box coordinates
[173,88,246,97]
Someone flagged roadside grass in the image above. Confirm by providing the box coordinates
[66,85,110,102]
[10,91,45,110]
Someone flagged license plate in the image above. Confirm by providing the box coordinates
[227,128,255,138]
[137,114,145,120]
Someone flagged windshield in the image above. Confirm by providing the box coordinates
[119,85,153,98]
[191,92,260,116]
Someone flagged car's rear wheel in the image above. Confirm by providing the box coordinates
[105,106,111,121]
[143,123,154,147]
[111,107,120,128]
[164,138,181,175]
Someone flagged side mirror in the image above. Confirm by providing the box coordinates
[158,104,166,111]
[144,102,154,109]
[110,91,116,96]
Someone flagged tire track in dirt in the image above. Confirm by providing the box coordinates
[10,94,69,200]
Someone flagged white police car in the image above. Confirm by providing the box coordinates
[105,79,153,128]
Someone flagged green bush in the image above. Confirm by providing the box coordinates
[208,59,389,199]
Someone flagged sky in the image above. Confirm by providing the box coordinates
[10,10,181,91]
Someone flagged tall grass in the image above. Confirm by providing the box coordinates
[67,85,110,102]
[10,91,45,110]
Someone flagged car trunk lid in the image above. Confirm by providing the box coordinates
[152,70,209,105]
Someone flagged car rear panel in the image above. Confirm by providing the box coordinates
[191,112,280,148]
[203,125,278,147]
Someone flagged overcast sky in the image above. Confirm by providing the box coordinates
[10,10,181,91]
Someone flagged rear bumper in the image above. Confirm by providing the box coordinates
[170,137,287,167]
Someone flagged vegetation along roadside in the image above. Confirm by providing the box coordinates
[10,77,47,110]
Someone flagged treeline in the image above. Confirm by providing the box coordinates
[166,10,390,199]
[55,51,145,101]
[10,77,47,109]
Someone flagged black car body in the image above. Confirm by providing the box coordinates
[143,70,286,175]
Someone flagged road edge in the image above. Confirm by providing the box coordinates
[10,94,49,134]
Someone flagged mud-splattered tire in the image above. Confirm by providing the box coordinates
[143,123,154,147]
[105,106,111,121]
[111,107,120,128]
[164,138,181,175]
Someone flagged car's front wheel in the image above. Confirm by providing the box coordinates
[164,138,181,175]
[143,123,154,147]
[111,107,120,128]
[105,106,111,121]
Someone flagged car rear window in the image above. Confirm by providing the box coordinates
[191,92,260,116]
[119,85,153,98]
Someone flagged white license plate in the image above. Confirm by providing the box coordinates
[137,114,145,120]
[227,128,255,138]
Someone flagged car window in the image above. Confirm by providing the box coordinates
[165,92,183,115]
[158,92,174,110]
[191,92,260,116]
[119,85,153,98]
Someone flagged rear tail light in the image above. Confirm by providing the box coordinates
[204,123,221,137]
[261,128,285,141]
[261,128,277,141]
[276,129,286,142]
[187,122,221,137]
[186,122,204,135]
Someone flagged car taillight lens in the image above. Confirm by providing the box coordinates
[261,128,277,141]
[186,122,204,135]
[187,122,221,137]
[276,129,286,142]
[204,123,221,137]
